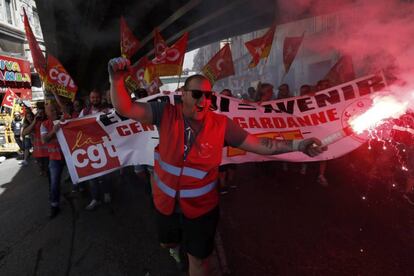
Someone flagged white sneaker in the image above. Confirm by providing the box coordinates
[169,248,181,263]
[103,193,112,203]
[19,160,28,166]
[85,199,100,211]
[317,175,329,187]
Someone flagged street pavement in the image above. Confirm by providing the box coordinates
[0,156,222,276]
[1,149,414,275]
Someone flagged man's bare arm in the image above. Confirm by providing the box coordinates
[108,57,153,124]
[238,134,326,157]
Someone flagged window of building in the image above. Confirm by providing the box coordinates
[5,0,13,25]
[32,8,42,37]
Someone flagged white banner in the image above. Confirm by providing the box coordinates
[56,73,387,183]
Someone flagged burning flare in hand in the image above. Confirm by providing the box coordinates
[349,95,409,134]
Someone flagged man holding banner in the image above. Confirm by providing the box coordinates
[108,57,326,276]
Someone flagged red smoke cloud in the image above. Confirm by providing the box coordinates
[280,0,414,107]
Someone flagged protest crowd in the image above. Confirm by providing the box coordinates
[1,11,413,276]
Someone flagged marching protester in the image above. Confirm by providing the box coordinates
[79,89,108,117]
[27,105,49,176]
[11,111,24,153]
[109,56,326,276]
[71,98,84,118]
[41,102,65,218]
[79,89,112,210]
[299,84,312,96]
[257,83,274,103]
[276,83,291,99]
[243,86,258,103]
[19,110,35,166]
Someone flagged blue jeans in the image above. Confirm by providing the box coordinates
[49,160,64,207]
[90,176,110,200]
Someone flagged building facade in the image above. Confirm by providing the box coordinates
[193,12,355,98]
[0,0,45,101]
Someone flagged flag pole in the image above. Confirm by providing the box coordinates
[177,73,182,90]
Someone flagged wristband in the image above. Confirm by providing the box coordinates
[292,139,303,151]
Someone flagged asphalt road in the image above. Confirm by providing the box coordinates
[0,157,188,276]
[1,147,413,276]
[218,150,414,275]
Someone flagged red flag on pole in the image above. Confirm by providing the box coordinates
[124,56,149,92]
[154,28,167,58]
[120,16,140,59]
[324,55,355,85]
[23,8,47,79]
[148,77,163,95]
[245,25,276,68]
[283,33,304,74]
[1,88,19,109]
[202,43,235,85]
[145,32,188,82]
[44,54,78,101]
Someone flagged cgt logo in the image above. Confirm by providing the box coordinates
[152,48,180,64]
[48,67,76,89]
[62,118,121,178]
[72,133,117,169]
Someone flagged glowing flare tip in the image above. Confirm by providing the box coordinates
[349,96,408,134]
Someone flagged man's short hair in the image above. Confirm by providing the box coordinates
[89,89,101,95]
[278,83,289,90]
[260,83,273,90]
[184,74,210,90]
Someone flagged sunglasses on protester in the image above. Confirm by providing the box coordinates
[186,90,213,99]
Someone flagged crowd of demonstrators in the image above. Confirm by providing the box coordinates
[109,56,326,276]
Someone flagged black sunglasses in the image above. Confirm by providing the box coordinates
[187,90,213,99]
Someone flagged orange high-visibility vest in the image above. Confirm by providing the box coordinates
[33,121,49,158]
[42,119,62,160]
[153,104,227,219]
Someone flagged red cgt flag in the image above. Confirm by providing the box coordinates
[154,28,167,58]
[1,88,19,109]
[202,43,235,85]
[145,32,188,82]
[283,33,304,74]
[245,25,276,68]
[120,16,140,59]
[23,8,47,79]
[44,54,78,101]
[324,55,355,85]
[124,56,149,92]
